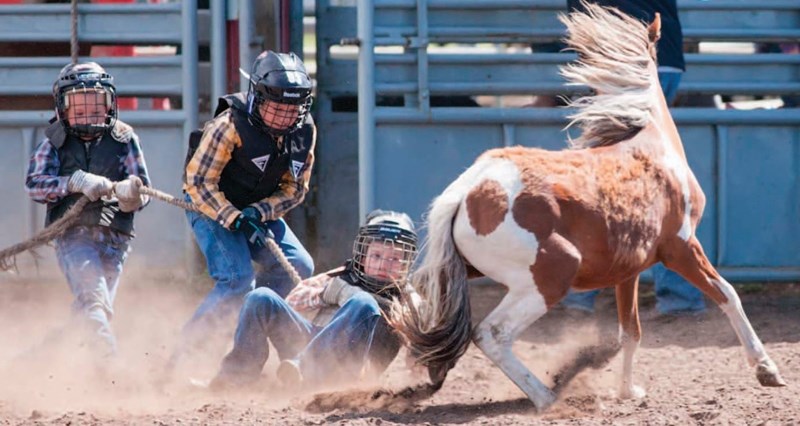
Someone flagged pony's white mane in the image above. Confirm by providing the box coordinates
[560,2,657,149]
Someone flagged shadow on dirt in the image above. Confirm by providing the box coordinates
[323,397,535,425]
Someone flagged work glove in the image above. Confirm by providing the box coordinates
[230,206,274,248]
[321,277,366,307]
[67,170,113,202]
[115,175,145,213]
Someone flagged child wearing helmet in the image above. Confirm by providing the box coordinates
[206,210,419,391]
[177,51,316,361]
[24,62,151,355]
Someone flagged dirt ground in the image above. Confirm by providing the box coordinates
[1,269,798,425]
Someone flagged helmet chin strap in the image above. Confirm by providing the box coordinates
[71,124,107,141]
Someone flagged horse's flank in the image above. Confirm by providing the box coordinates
[476,138,674,289]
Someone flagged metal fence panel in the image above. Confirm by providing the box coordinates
[0,113,189,269]
[0,1,201,275]
[313,0,800,279]
[0,4,183,44]
[722,126,800,267]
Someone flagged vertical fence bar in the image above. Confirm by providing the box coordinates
[358,0,376,222]
[716,124,729,266]
[210,0,226,106]
[21,128,37,239]
[416,0,429,111]
[182,0,199,135]
[289,0,304,58]
[238,0,254,93]
[182,0,199,271]
[502,123,515,147]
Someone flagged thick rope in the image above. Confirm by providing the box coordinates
[70,0,79,64]
[0,0,82,271]
[0,196,90,271]
[140,186,197,212]
[0,186,303,290]
[138,186,303,287]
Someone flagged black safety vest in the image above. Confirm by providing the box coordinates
[184,93,315,210]
[332,260,361,286]
[44,120,138,235]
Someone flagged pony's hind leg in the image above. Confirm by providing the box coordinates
[472,286,556,411]
[615,276,645,399]
[662,237,786,387]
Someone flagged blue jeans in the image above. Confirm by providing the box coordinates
[561,263,707,314]
[55,225,130,355]
[659,70,683,105]
[214,288,400,387]
[181,197,314,351]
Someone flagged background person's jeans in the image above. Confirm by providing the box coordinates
[561,263,706,314]
[214,288,400,387]
[180,195,314,353]
[55,225,130,355]
[652,263,706,313]
[658,69,683,105]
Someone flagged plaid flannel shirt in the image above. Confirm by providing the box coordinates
[285,268,343,313]
[183,110,316,229]
[285,266,423,318]
[25,132,151,204]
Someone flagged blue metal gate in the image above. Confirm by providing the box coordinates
[0,1,304,276]
[313,0,800,280]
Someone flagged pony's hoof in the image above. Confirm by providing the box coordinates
[533,389,557,413]
[756,363,787,387]
[619,384,646,399]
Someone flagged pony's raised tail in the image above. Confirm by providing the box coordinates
[390,165,484,384]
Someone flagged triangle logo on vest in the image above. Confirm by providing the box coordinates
[252,154,270,171]
[291,160,304,177]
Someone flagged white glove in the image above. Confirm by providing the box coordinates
[115,175,145,213]
[321,277,364,306]
[67,170,113,202]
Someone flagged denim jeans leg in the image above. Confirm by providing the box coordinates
[653,263,707,314]
[362,314,402,377]
[99,234,130,319]
[182,203,256,346]
[251,218,314,298]
[55,231,118,355]
[561,289,600,312]
[215,287,315,384]
[658,71,683,105]
[295,292,394,385]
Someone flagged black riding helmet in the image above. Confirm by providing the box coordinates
[245,51,313,136]
[53,62,117,140]
[352,210,419,296]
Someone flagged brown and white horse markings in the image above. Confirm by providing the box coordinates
[392,2,785,412]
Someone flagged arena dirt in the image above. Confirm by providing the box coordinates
[1,268,798,425]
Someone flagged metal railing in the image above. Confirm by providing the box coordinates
[336,0,800,280]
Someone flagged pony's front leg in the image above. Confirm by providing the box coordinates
[663,237,786,387]
[472,288,556,411]
[614,276,645,399]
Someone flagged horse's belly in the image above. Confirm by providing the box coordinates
[453,200,540,289]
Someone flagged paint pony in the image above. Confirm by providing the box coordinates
[391,2,786,412]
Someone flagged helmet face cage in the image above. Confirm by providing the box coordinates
[54,65,117,139]
[351,223,418,296]
[247,75,312,137]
